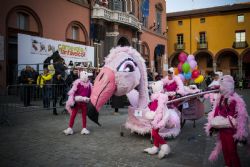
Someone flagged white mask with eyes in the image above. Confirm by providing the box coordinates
[80,71,89,83]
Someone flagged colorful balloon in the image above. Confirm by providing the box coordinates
[174,68,179,75]
[184,72,192,80]
[192,69,200,79]
[187,55,195,62]
[194,75,204,84]
[182,62,190,73]
[178,73,185,81]
[178,52,187,62]
[189,60,197,70]
[178,62,183,72]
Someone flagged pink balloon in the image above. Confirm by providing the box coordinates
[187,55,195,63]
[178,73,185,81]
[178,52,187,62]
[189,60,197,70]
[178,62,183,72]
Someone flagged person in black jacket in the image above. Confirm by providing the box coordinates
[20,66,37,107]
[65,68,79,88]
[52,59,67,115]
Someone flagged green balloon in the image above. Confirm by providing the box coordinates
[182,62,190,73]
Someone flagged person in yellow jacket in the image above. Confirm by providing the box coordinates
[37,68,53,108]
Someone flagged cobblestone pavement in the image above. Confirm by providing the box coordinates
[0,90,250,167]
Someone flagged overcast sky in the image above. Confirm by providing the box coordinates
[166,0,250,13]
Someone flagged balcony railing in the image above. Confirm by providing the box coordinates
[174,43,185,50]
[232,41,248,49]
[92,4,142,30]
[197,42,208,50]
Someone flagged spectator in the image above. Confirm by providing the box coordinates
[111,95,125,115]
[155,73,162,81]
[205,75,212,87]
[65,68,79,88]
[20,65,37,107]
[147,72,154,81]
[208,72,222,89]
[238,78,243,90]
[52,59,67,115]
[37,68,53,108]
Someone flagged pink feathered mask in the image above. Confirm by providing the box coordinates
[219,75,234,97]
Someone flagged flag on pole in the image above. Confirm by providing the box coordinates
[142,0,149,17]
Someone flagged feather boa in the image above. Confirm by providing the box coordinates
[151,92,169,129]
[65,79,92,115]
[161,75,186,95]
[205,92,249,161]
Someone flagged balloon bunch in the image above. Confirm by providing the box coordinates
[174,52,204,84]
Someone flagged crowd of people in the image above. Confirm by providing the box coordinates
[19,59,98,115]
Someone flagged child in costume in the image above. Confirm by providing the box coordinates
[144,81,171,159]
[205,75,249,167]
[63,71,92,135]
[161,67,185,96]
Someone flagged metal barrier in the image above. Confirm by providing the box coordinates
[0,84,67,125]
[0,83,114,126]
[6,83,67,108]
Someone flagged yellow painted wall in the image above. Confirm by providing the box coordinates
[167,11,250,58]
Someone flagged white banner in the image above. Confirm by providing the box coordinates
[18,33,94,73]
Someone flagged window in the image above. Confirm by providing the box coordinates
[200,18,205,23]
[156,11,162,33]
[177,34,184,44]
[155,3,163,33]
[237,14,244,23]
[17,12,29,30]
[199,32,206,44]
[141,0,149,28]
[113,0,123,11]
[142,16,148,27]
[69,0,90,7]
[141,42,150,67]
[235,31,246,42]
[178,20,183,26]
[126,0,134,14]
[72,26,79,40]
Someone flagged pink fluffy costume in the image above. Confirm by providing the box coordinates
[161,67,185,96]
[144,81,171,159]
[63,71,92,135]
[205,75,249,167]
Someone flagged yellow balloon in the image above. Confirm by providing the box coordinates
[199,75,204,82]
[194,77,199,84]
[194,75,204,84]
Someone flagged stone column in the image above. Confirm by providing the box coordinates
[105,31,119,56]
[132,38,137,49]
[238,58,242,79]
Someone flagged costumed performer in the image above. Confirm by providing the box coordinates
[63,71,92,135]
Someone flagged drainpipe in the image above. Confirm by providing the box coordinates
[89,0,93,46]
[190,16,192,54]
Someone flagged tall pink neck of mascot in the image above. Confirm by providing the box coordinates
[87,46,149,125]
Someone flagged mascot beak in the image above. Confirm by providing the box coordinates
[87,67,116,126]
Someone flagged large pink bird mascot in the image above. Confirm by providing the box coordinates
[87,46,181,138]
[87,46,150,131]
[205,75,249,166]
